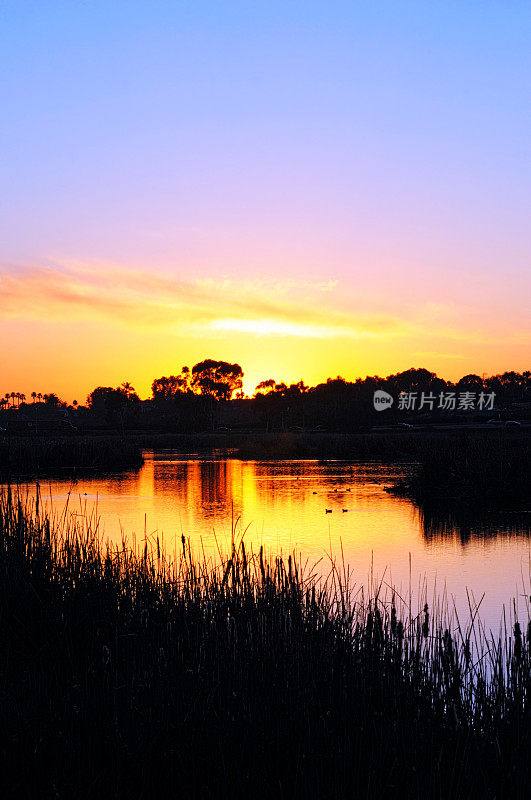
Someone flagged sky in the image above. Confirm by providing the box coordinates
[0,1,529,401]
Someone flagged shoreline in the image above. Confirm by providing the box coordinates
[0,430,528,509]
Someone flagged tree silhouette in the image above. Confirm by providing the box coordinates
[456,374,484,392]
[119,382,139,401]
[87,385,140,424]
[152,368,191,400]
[191,360,243,401]
[255,379,276,395]
[43,393,61,408]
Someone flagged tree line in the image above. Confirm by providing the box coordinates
[1,362,529,432]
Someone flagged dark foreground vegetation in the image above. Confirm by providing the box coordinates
[0,435,144,478]
[0,490,530,799]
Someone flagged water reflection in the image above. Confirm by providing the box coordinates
[416,502,531,544]
[4,452,531,633]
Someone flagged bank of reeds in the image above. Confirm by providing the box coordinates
[389,433,529,505]
[232,430,428,460]
[0,435,144,478]
[0,488,529,798]
[137,430,412,458]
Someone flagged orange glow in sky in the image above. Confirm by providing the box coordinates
[0,3,529,401]
[0,260,528,402]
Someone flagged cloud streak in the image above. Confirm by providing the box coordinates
[0,262,409,338]
[0,261,500,346]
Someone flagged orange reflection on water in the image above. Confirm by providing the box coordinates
[7,453,531,632]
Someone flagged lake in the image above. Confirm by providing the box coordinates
[10,450,531,633]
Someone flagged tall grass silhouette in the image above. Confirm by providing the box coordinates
[0,435,144,477]
[0,486,529,798]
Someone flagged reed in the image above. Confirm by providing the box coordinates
[0,488,529,798]
[0,435,144,477]
[390,432,529,504]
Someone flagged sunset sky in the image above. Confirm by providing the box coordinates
[1,1,529,401]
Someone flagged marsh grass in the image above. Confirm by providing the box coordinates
[0,487,530,798]
[387,432,529,505]
[231,430,529,506]
[231,430,426,460]
[0,435,144,478]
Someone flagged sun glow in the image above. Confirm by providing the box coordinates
[0,260,528,402]
[208,317,354,339]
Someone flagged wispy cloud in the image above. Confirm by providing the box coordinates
[0,261,494,345]
[0,262,409,339]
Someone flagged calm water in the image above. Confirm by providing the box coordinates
[11,451,531,632]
